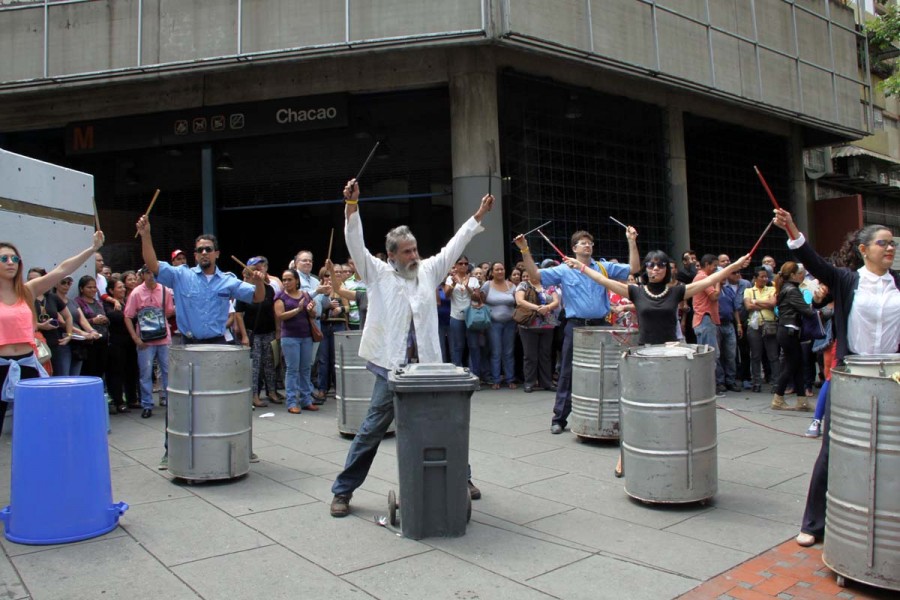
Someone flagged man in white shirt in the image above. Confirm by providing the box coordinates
[330,178,494,518]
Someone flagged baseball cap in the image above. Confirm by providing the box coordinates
[247,256,267,267]
[138,264,150,274]
[540,258,559,268]
[171,249,185,260]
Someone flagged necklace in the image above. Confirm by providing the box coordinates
[641,284,669,300]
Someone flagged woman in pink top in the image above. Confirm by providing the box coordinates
[0,232,105,434]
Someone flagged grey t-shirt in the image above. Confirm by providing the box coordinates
[481,281,517,323]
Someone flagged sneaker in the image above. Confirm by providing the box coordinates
[158,454,168,470]
[726,383,742,393]
[330,494,351,518]
[805,419,822,438]
[550,423,563,435]
[250,452,259,463]
[467,480,481,500]
[159,398,168,407]
[715,385,727,397]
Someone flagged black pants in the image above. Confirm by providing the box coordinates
[0,357,40,435]
[107,341,138,407]
[774,326,804,396]
[801,387,830,537]
[747,328,779,387]
[81,340,109,381]
[519,327,554,389]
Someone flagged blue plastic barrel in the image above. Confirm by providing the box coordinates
[0,377,128,545]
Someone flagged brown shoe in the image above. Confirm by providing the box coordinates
[252,397,269,408]
[302,404,319,412]
[330,494,351,517]
[268,394,284,404]
[771,394,790,410]
[467,480,481,500]
[288,406,301,414]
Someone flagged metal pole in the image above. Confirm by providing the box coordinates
[650,0,661,71]
[585,0,594,54]
[345,0,351,44]
[704,0,716,88]
[864,34,874,132]
[237,0,243,55]
[137,0,143,67]
[43,0,49,79]
[750,0,763,101]
[791,1,804,114]
[825,0,838,124]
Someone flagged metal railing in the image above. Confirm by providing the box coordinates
[498,0,872,135]
[0,0,490,88]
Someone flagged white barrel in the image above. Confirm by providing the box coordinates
[571,327,637,440]
[620,344,718,504]
[335,331,395,436]
[167,345,252,481]
[824,354,900,592]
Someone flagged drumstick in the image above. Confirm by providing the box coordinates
[753,166,795,240]
[514,220,552,241]
[536,228,567,260]
[488,166,492,197]
[354,141,380,182]
[326,228,335,275]
[609,216,629,230]
[92,197,101,231]
[749,221,775,257]
[133,189,161,238]
[231,255,249,271]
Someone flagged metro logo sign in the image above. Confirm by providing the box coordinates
[71,125,95,151]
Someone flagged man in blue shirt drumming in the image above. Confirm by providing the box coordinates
[517,228,639,434]
[136,216,266,343]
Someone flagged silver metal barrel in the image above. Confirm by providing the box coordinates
[571,327,638,440]
[620,344,717,504]
[167,345,252,481]
[824,354,900,592]
[335,331,395,436]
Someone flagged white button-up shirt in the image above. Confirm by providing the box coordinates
[848,265,900,355]
[346,211,484,371]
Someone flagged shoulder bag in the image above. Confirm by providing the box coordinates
[513,285,538,326]
[302,293,324,342]
[136,287,168,342]
[464,304,492,331]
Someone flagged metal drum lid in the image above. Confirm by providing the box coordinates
[388,363,479,392]
[178,344,247,354]
[631,343,699,358]
[842,353,900,379]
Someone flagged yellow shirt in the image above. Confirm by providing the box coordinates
[744,285,776,323]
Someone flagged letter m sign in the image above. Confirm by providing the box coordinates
[72,125,95,151]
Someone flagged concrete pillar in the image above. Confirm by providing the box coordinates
[666,108,691,257]
[788,125,812,245]
[201,146,216,235]
[449,48,502,263]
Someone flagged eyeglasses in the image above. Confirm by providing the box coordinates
[576,241,594,247]
[0,255,21,264]
[645,262,666,270]
[195,246,215,254]
[871,239,897,249]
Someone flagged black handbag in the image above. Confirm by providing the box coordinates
[800,310,825,342]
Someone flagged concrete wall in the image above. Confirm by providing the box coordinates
[502,0,865,133]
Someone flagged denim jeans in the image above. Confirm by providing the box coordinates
[281,336,314,408]
[50,343,72,377]
[718,322,737,387]
[316,321,346,392]
[448,318,481,377]
[693,314,724,385]
[332,373,394,496]
[488,320,517,384]
[138,344,169,409]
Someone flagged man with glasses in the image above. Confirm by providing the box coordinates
[136,217,266,344]
[518,229,639,435]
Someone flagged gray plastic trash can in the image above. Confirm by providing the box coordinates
[387,363,479,540]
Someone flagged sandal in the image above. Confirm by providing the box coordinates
[491,384,500,390]
[288,406,301,414]
[508,383,518,389]
[268,395,284,404]
[252,398,269,408]
[614,456,624,478]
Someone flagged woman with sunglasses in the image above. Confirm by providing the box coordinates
[771,209,900,548]
[0,232,105,435]
[564,249,749,477]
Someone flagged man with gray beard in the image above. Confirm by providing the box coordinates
[329,178,494,517]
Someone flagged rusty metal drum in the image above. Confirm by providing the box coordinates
[824,354,900,592]
[335,331,395,436]
[620,343,718,504]
[571,327,638,440]
[167,345,252,481]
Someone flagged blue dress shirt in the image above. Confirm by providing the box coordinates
[156,261,256,340]
[540,260,631,319]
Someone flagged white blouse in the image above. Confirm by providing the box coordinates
[848,266,900,355]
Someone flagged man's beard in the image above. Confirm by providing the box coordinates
[393,259,418,280]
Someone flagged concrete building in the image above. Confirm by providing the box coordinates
[0,0,871,269]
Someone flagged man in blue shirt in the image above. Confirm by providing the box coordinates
[518,228,639,434]
[136,216,266,342]
[717,255,749,393]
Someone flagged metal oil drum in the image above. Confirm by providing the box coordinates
[335,331,395,437]
[571,326,638,440]
[824,354,900,592]
[620,343,717,504]
[167,345,252,481]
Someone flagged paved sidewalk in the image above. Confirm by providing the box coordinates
[0,388,872,600]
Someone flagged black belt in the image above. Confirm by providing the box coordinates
[183,335,228,345]
[568,318,608,327]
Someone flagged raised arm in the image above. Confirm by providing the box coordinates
[773,208,840,289]
[626,226,640,274]
[685,255,750,300]
[26,231,105,297]
[136,215,160,276]
[562,256,629,297]
[514,234,542,286]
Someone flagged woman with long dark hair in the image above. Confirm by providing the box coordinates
[0,232,104,434]
[104,276,139,413]
[770,261,817,411]
[275,269,319,414]
[772,209,900,548]
[75,275,110,382]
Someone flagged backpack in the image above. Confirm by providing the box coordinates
[137,287,168,342]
